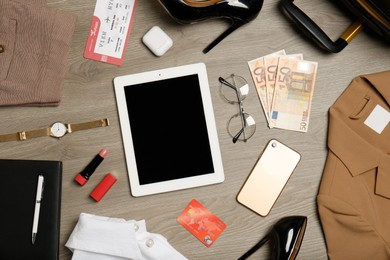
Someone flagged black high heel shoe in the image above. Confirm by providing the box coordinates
[238,216,307,260]
[157,0,264,53]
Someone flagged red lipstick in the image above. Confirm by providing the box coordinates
[74,148,107,186]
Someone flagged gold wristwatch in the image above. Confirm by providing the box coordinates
[0,118,109,142]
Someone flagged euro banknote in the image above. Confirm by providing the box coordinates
[269,56,318,132]
[248,50,285,123]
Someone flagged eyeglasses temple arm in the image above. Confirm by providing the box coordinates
[232,104,248,143]
[232,128,244,143]
[219,77,236,90]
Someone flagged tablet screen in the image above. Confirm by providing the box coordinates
[124,74,215,185]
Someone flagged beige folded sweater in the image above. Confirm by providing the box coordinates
[0,0,77,106]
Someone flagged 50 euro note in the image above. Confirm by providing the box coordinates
[248,50,286,123]
[265,53,303,126]
[269,57,318,132]
[263,50,286,119]
[264,55,282,118]
[248,57,269,122]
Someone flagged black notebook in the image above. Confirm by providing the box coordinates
[0,159,62,260]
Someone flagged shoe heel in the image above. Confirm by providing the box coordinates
[238,216,307,260]
[203,19,247,53]
[237,233,273,260]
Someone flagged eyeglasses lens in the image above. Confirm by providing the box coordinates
[220,74,249,103]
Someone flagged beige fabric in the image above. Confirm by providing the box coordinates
[317,70,390,259]
[0,0,77,106]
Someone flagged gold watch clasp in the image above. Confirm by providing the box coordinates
[67,124,72,133]
[18,131,27,141]
[100,118,110,126]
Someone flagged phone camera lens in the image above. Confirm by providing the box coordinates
[271,142,277,148]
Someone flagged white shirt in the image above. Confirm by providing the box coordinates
[66,213,188,260]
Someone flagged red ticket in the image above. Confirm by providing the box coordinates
[177,199,226,247]
[84,0,137,65]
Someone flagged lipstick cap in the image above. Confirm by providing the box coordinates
[74,173,88,186]
[90,173,117,202]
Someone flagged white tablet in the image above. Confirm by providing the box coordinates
[114,63,224,197]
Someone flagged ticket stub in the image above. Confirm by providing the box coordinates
[177,199,226,247]
[84,0,137,65]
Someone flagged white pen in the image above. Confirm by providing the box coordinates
[32,174,44,245]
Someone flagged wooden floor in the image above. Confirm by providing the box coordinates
[1,0,389,259]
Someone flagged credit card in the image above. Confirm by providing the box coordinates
[84,0,137,65]
[177,199,226,247]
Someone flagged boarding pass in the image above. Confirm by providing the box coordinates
[84,0,137,65]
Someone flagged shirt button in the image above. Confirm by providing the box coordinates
[145,238,154,247]
[0,45,4,53]
[134,223,139,232]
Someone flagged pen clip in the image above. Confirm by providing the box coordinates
[37,174,45,202]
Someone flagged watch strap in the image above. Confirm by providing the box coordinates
[0,118,109,142]
[0,128,50,142]
[68,118,109,133]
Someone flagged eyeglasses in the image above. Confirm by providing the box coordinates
[219,74,256,143]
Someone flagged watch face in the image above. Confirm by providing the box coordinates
[51,122,68,138]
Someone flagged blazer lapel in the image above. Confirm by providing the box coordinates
[328,109,379,177]
[328,70,390,199]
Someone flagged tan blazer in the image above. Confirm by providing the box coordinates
[317,70,390,259]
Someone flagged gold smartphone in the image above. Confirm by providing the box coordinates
[237,139,301,216]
